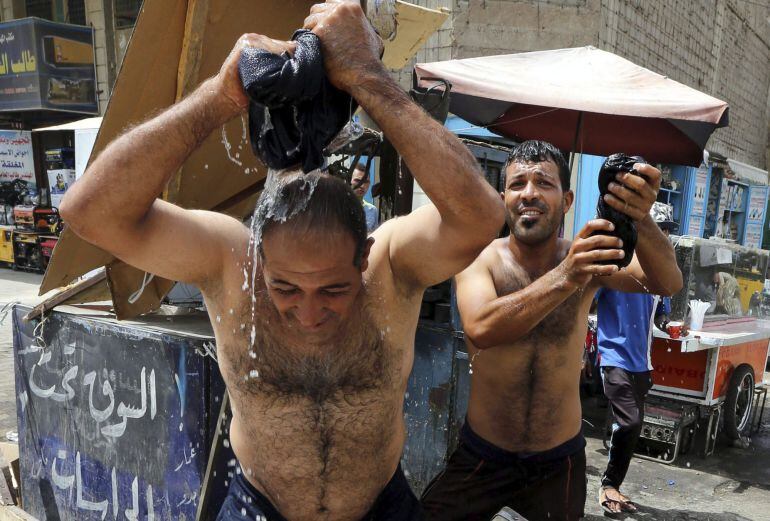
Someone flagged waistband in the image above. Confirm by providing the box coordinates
[233,463,413,520]
[460,422,586,465]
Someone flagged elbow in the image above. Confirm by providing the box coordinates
[59,191,87,234]
[463,322,497,350]
[659,268,684,297]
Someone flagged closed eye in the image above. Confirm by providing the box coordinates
[273,287,299,296]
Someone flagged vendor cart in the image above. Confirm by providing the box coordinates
[634,236,770,464]
[642,323,769,463]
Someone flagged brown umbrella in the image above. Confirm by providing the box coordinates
[414,46,728,166]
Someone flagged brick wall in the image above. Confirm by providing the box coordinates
[599,0,770,169]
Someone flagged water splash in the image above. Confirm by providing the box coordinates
[620,267,651,293]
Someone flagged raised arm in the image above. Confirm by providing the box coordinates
[305,1,505,290]
[459,221,623,349]
[60,35,295,287]
[597,163,683,296]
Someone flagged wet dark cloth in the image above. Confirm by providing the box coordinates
[421,422,587,521]
[601,366,653,490]
[595,153,645,268]
[216,463,422,521]
[238,29,355,173]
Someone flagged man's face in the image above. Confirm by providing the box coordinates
[503,160,572,245]
[351,168,370,199]
[260,227,369,342]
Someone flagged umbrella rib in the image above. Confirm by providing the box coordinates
[450,107,563,133]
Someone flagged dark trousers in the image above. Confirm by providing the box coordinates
[216,463,422,521]
[601,366,653,490]
[421,423,587,521]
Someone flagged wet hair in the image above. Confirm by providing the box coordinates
[254,171,369,267]
[504,140,571,191]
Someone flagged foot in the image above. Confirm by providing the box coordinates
[600,486,637,515]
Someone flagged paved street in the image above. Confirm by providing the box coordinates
[0,269,48,438]
[581,391,770,520]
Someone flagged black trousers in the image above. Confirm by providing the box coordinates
[421,423,587,521]
[601,366,653,490]
[216,463,422,520]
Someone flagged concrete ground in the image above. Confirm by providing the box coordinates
[2,269,770,519]
[581,388,770,521]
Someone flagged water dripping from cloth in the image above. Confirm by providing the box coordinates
[242,168,321,359]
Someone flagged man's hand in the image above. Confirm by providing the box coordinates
[602,163,661,222]
[557,219,624,289]
[303,0,385,91]
[215,34,297,114]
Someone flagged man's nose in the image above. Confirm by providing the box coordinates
[294,298,326,328]
[520,181,540,201]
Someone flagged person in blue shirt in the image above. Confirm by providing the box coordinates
[595,202,677,515]
[351,162,379,233]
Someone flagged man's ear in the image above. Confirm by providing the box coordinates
[500,191,505,201]
[360,237,375,272]
[563,190,574,214]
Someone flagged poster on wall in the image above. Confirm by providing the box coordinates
[0,130,35,188]
[687,217,702,238]
[47,168,76,208]
[747,186,768,222]
[690,165,709,216]
[744,222,763,249]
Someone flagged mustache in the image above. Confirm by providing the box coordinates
[516,202,548,213]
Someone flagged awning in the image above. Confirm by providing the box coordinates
[33,117,103,132]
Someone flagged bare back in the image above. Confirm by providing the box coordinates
[202,228,422,521]
[465,238,596,452]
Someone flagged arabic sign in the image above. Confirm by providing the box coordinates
[12,306,227,520]
[0,18,98,114]
[0,130,35,186]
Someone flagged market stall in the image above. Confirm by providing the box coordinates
[636,236,770,464]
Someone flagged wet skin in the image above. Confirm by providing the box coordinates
[207,227,422,520]
[456,159,682,453]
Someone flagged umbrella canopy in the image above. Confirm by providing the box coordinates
[415,46,728,166]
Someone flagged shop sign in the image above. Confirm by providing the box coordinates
[0,130,35,187]
[0,18,98,114]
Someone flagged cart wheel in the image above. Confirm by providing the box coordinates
[724,364,755,440]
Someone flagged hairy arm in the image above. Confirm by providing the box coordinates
[60,35,291,287]
[459,220,624,349]
[456,248,578,349]
[307,1,505,290]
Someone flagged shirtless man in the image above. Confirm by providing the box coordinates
[59,2,504,520]
[421,140,682,521]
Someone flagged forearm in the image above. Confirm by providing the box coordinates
[635,215,683,296]
[467,268,578,349]
[349,71,501,226]
[61,77,239,234]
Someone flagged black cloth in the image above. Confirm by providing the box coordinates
[216,463,422,521]
[238,29,355,173]
[601,366,653,490]
[421,422,587,521]
[595,153,645,268]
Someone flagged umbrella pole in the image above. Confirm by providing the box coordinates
[568,111,584,174]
